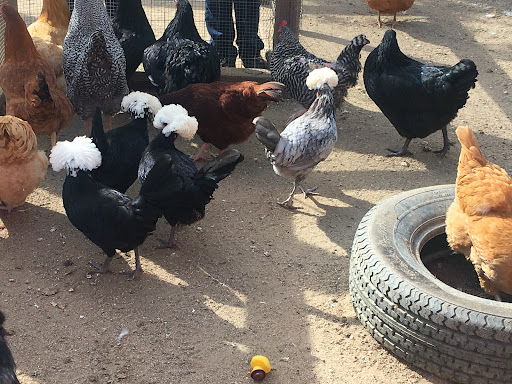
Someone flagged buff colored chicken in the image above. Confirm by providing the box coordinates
[27,0,70,92]
[446,126,512,301]
[0,116,48,213]
[0,4,73,147]
[366,0,415,27]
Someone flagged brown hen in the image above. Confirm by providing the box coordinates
[366,0,415,27]
[0,115,48,213]
[446,126,512,300]
[0,3,73,147]
[159,81,284,161]
[27,0,71,92]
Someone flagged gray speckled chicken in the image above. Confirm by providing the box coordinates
[63,0,129,135]
[254,67,338,209]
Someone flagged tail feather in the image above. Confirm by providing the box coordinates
[90,107,108,155]
[443,59,478,95]
[254,82,285,101]
[254,116,281,153]
[196,149,244,183]
[336,34,370,65]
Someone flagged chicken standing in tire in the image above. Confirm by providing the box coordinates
[349,185,512,384]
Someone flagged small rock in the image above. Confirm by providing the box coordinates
[62,259,73,267]
[401,161,410,167]
[42,287,58,296]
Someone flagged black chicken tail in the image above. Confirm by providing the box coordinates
[91,107,108,154]
[33,72,53,103]
[445,59,478,93]
[254,116,281,154]
[132,155,181,222]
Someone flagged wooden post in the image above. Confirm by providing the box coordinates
[273,0,301,48]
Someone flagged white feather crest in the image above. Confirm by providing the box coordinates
[49,136,102,175]
[306,67,338,90]
[153,104,198,140]
[121,91,163,119]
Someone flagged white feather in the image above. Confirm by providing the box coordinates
[49,136,102,175]
[121,91,162,119]
[153,104,198,141]
[306,67,338,90]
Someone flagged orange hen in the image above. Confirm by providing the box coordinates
[0,116,48,213]
[0,3,73,147]
[159,81,284,161]
[446,126,512,300]
[27,0,71,92]
[366,0,415,27]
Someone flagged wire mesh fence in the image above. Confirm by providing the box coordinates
[15,0,285,68]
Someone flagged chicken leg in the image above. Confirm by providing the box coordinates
[106,115,113,132]
[192,143,214,162]
[86,117,92,137]
[88,255,113,275]
[121,248,143,280]
[157,224,180,249]
[432,126,452,157]
[386,138,412,157]
[50,132,57,147]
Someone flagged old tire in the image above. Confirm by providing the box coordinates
[349,185,512,383]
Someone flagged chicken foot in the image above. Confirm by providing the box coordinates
[121,248,143,280]
[386,138,412,157]
[88,255,113,275]
[279,180,301,209]
[191,143,214,162]
[156,224,180,249]
[432,126,453,157]
[86,117,92,137]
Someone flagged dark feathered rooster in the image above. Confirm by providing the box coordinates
[0,311,19,384]
[110,0,156,83]
[159,80,284,161]
[255,68,338,209]
[270,21,369,109]
[143,0,220,95]
[50,136,180,278]
[138,104,244,248]
[364,30,478,157]
[90,92,162,193]
[63,0,129,134]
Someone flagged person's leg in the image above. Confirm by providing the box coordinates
[205,0,238,67]
[234,0,265,68]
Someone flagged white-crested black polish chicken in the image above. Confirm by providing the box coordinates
[363,29,478,157]
[50,136,180,279]
[255,67,338,209]
[142,0,220,95]
[270,21,369,109]
[90,91,162,193]
[138,104,244,248]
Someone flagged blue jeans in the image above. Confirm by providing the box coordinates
[205,0,264,61]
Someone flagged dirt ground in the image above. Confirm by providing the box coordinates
[2,0,512,383]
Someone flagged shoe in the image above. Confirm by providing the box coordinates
[220,57,236,68]
[241,55,267,69]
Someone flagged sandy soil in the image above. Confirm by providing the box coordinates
[2,0,512,383]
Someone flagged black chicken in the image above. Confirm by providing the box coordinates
[90,91,162,193]
[0,311,19,384]
[109,0,156,84]
[50,136,180,278]
[138,104,244,247]
[270,22,369,109]
[142,0,220,95]
[364,29,478,157]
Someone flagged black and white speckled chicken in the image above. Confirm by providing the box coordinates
[364,30,478,157]
[63,0,129,135]
[142,0,220,95]
[109,0,156,84]
[254,67,338,209]
[270,22,369,109]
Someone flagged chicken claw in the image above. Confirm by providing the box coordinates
[121,248,143,280]
[191,143,214,162]
[88,257,113,275]
[299,186,319,198]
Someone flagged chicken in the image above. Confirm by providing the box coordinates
[364,30,478,157]
[109,0,156,84]
[90,91,162,193]
[0,116,48,213]
[0,4,73,147]
[143,0,220,95]
[138,105,244,248]
[270,21,369,109]
[446,126,512,300]
[366,0,415,28]
[159,80,284,161]
[50,136,180,279]
[27,0,70,93]
[0,311,20,384]
[254,67,338,209]
[63,0,129,135]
